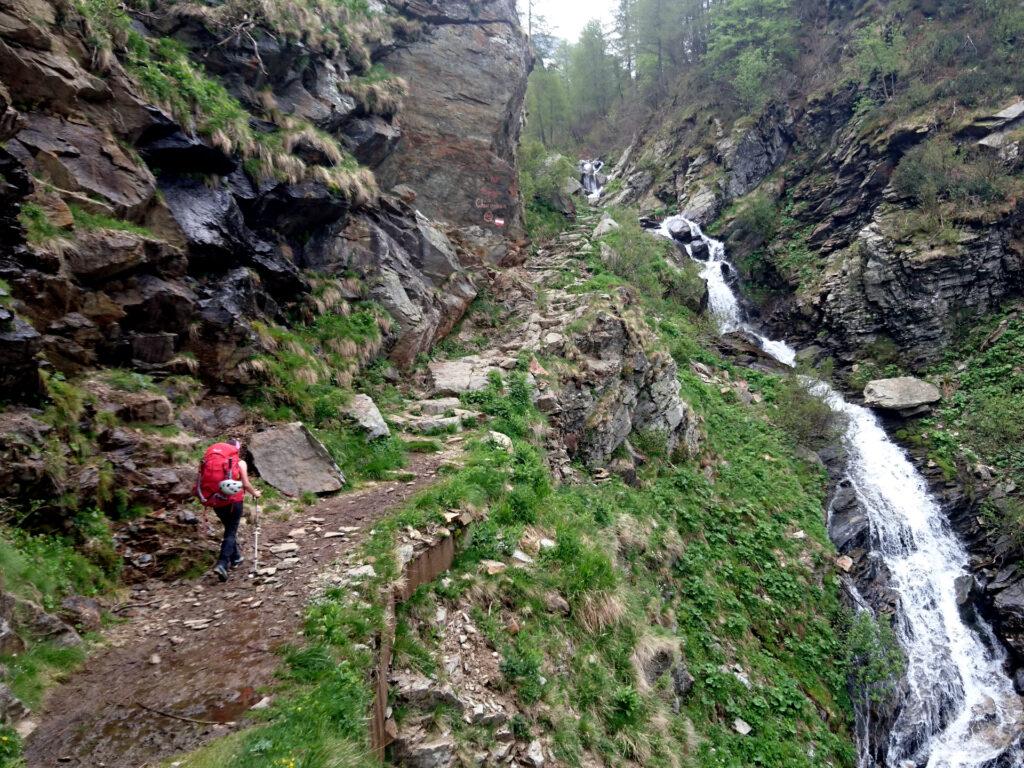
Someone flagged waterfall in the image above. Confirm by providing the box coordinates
[580,159,604,202]
[655,215,1024,768]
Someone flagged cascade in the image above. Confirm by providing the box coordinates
[655,215,1024,768]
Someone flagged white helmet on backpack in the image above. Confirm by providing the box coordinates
[219,479,243,496]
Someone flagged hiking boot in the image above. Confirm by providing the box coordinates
[213,563,228,582]
[230,556,245,570]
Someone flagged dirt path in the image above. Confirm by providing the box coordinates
[23,447,458,768]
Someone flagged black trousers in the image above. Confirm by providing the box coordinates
[214,501,244,567]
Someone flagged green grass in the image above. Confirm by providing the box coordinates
[69,205,154,237]
[1,642,88,710]
[17,203,63,245]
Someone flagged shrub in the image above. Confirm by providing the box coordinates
[892,137,1010,207]
[845,611,904,704]
[735,192,780,241]
[770,375,845,451]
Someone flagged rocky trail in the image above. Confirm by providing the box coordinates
[17,205,618,768]
[22,445,461,768]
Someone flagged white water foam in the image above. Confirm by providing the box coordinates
[655,214,1024,767]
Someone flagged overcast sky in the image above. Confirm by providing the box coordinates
[526,0,618,42]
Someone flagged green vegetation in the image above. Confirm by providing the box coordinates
[69,205,154,237]
[17,203,63,245]
[845,612,904,706]
[891,137,1013,210]
[591,207,707,313]
[70,0,378,200]
[909,308,1024,539]
[518,140,575,240]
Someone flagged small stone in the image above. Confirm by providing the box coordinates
[346,565,377,580]
[538,538,556,550]
[481,560,507,576]
[734,718,752,736]
[257,567,278,577]
[270,542,299,555]
[525,739,545,767]
[277,557,300,570]
[836,556,854,573]
[323,531,345,539]
[487,431,514,453]
[251,696,273,710]
[288,528,307,538]
[512,550,534,565]
[149,654,161,665]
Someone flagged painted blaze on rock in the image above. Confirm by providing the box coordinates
[378,0,531,236]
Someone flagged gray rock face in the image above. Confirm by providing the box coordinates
[345,394,390,440]
[722,105,794,198]
[553,304,701,468]
[816,213,1024,366]
[863,377,941,412]
[248,423,345,497]
[377,0,531,237]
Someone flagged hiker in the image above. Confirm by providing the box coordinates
[194,438,261,582]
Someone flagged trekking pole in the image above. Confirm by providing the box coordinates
[253,496,261,576]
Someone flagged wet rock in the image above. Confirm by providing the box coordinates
[344,394,390,440]
[667,219,695,243]
[248,423,345,497]
[15,114,155,218]
[0,313,41,400]
[863,377,941,413]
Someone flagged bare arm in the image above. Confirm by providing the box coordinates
[238,460,261,498]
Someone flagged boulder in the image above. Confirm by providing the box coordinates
[178,398,246,437]
[863,377,941,413]
[59,595,102,632]
[96,391,174,426]
[65,230,176,281]
[248,423,345,497]
[666,218,694,243]
[0,683,29,726]
[340,115,402,167]
[428,357,499,396]
[344,394,390,440]
[592,214,620,238]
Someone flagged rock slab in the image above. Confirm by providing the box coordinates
[345,394,390,440]
[863,377,941,412]
[248,423,345,497]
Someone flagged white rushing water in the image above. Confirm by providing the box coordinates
[656,215,1024,767]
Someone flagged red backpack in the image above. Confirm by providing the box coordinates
[194,442,245,508]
